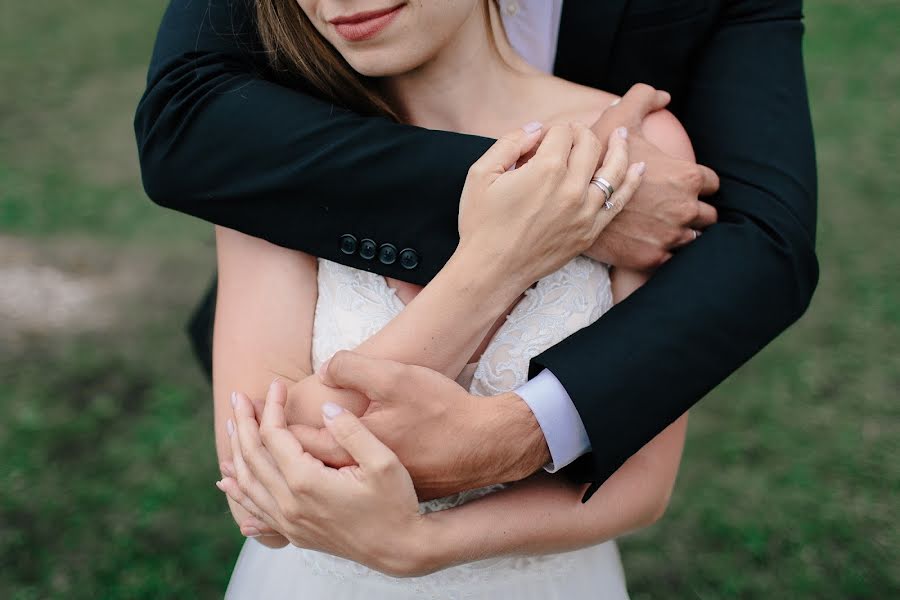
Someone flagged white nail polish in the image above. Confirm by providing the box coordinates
[322,402,344,420]
[522,121,542,134]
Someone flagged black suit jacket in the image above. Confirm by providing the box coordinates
[135,0,818,494]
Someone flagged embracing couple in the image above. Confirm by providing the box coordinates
[136,0,817,597]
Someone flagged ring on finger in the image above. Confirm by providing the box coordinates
[590,176,615,202]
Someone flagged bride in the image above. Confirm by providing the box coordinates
[213,0,691,597]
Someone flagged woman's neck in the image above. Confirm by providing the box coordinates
[381,3,543,136]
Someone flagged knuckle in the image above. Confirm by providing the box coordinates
[683,167,703,191]
[329,350,351,373]
[680,202,699,223]
[582,127,602,148]
[288,476,309,496]
[467,163,486,180]
[371,456,396,476]
[541,156,565,174]
[283,504,303,523]
[561,181,585,204]
[259,425,276,445]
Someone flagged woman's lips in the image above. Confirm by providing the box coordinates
[330,4,404,42]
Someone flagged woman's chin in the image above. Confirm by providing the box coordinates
[344,51,424,78]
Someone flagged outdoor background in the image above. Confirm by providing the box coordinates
[1,1,897,598]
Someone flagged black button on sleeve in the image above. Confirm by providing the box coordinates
[339,234,357,255]
[359,238,377,260]
[378,243,398,265]
[399,248,419,270]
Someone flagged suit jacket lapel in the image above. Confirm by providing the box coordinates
[554,0,631,88]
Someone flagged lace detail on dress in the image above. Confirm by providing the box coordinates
[305,256,613,591]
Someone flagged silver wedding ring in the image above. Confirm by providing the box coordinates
[590,176,614,199]
[590,176,615,209]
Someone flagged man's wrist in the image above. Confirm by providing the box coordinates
[477,391,551,485]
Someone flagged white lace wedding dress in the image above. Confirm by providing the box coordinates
[225,257,630,599]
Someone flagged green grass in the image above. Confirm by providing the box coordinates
[1,1,897,598]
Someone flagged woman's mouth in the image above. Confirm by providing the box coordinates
[329,4,405,42]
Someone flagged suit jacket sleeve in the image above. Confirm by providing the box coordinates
[533,0,819,493]
[134,0,492,284]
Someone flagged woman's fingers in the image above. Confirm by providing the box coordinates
[531,123,575,179]
[470,122,544,182]
[217,476,279,533]
[227,406,281,519]
[591,128,631,199]
[321,403,400,476]
[232,390,293,500]
[288,423,353,468]
[254,379,333,499]
[260,379,289,430]
[563,124,604,197]
[592,162,646,235]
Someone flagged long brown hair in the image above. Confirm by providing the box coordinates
[255,1,501,123]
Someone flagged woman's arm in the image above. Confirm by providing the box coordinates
[402,105,697,573]
[423,417,687,570]
[412,267,688,572]
[278,124,638,426]
[213,226,319,547]
[213,124,635,525]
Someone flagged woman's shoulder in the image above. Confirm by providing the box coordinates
[535,77,620,127]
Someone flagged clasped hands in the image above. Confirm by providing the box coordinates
[216,83,720,570]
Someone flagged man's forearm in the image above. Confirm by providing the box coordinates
[533,0,817,490]
[137,1,492,285]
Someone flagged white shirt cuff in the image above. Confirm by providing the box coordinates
[515,369,592,472]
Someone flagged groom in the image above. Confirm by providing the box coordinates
[135,1,817,500]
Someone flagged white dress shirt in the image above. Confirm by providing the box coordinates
[498,1,593,472]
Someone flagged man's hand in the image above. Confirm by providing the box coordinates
[588,84,720,269]
[287,351,550,500]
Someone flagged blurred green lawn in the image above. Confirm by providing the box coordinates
[1,1,897,598]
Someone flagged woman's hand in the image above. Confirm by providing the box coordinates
[457,122,644,289]
[217,380,433,577]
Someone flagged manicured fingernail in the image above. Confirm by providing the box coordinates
[617,127,628,139]
[636,162,646,175]
[227,419,235,437]
[230,392,237,408]
[270,378,280,391]
[322,402,344,420]
[215,480,225,491]
[522,121,542,134]
[242,527,261,538]
[610,98,621,107]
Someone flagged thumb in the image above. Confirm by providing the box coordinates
[320,350,405,404]
[620,83,671,120]
[321,403,397,472]
[472,122,544,181]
